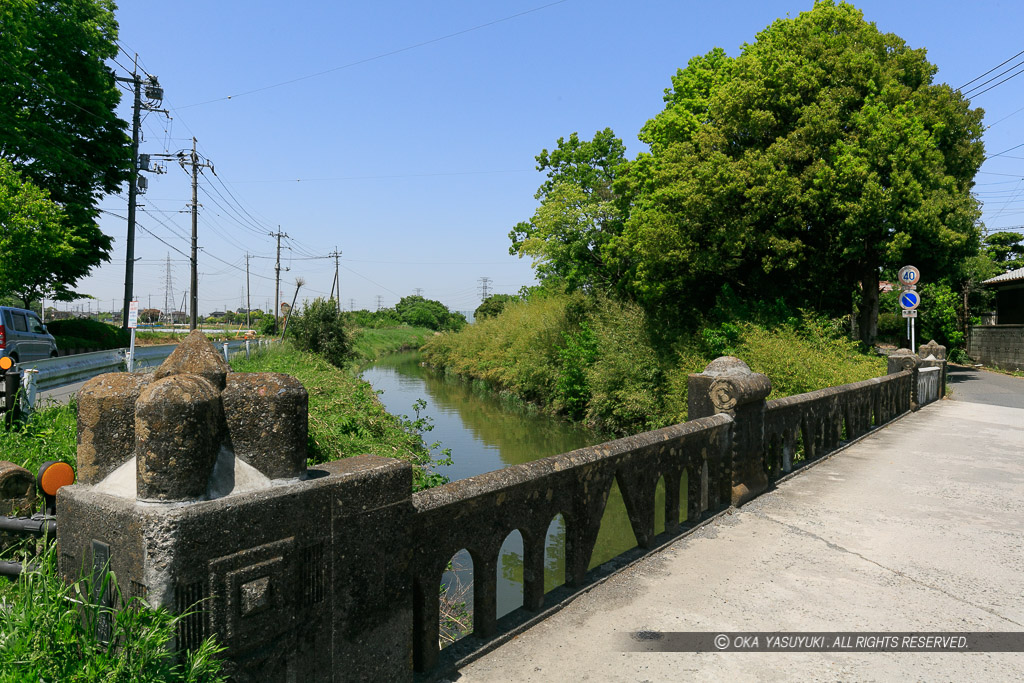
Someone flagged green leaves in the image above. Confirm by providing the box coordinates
[509,129,629,294]
[619,0,984,341]
[0,0,131,304]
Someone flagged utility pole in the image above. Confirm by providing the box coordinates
[115,64,166,330]
[245,253,252,330]
[270,228,289,332]
[179,137,214,330]
[327,248,342,314]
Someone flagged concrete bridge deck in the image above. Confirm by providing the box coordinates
[455,380,1024,681]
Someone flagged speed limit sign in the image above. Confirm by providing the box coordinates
[897,265,920,288]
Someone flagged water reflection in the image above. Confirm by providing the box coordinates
[362,352,685,621]
[361,352,598,482]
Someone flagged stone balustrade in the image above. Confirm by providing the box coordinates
[54,334,944,681]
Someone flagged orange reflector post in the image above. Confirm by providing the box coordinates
[39,461,75,496]
[0,356,12,370]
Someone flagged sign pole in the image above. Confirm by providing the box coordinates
[911,316,915,354]
[127,299,139,372]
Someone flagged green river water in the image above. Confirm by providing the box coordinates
[361,352,678,621]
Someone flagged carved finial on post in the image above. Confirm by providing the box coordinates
[688,357,772,507]
[919,339,946,361]
[888,348,921,409]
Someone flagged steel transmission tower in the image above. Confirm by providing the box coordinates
[478,277,492,300]
[162,254,175,324]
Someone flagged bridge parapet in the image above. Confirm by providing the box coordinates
[410,412,732,671]
[55,345,929,681]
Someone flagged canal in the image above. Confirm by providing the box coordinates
[362,351,676,628]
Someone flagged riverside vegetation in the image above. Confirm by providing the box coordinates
[425,289,887,435]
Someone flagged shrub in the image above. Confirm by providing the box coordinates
[584,297,666,432]
[45,318,129,350]
[474,294,518,320]
[284,298,349,367]
[554,322,597,418]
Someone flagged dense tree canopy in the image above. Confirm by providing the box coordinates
[474,294,518,320]
[623,1,984,343]
[508,128,629,293]
[394,295,466,331]
[512,1,985,345]
[0,0,130,296]
[983,231,1024,272]
[0,159,87,308]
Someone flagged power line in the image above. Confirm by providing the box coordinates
[988,142,1024,160]
[229,169,534,183]
[959,48,1024,90]
[178,0,571,108]
[964,62,1024,98]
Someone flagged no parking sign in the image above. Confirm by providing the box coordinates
[899,289,921,311]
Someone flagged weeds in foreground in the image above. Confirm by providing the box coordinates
[0,547,225,682]
[439,558,473,648]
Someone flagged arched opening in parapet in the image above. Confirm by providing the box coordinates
[795,425,808,465]
[679,468,689,523]
[654,476,667,536]
[544,513,566,593]
[497,529,524,619]
[439,549,473,648]
[589,477,638,570]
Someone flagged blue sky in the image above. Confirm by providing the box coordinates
[75,0,1024,317]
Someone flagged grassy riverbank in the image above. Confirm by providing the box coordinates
[423,292,887,435]
[347,325,434,365]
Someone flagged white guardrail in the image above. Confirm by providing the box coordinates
[17,338,266,397]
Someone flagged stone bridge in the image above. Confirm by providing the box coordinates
[51,332,1021,681]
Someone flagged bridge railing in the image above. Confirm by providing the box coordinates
[762,372,912,482]
[410,413,733,671]
[51,340,945,681]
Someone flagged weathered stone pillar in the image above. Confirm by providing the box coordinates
[60,331,420,680]
[688,357,772,507]
[919,339,947,398]
[77,373,150,484]
[887,348,920,409]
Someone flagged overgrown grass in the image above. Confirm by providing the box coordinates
[232,343,450,489]
[347,325,434,365]
[0,547,225,682]
[0,402,77,485]
[424,293,887,434]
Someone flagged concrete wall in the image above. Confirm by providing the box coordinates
[968,324,1024,372]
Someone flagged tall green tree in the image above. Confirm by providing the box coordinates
[0,0,131,291]
[509,129,629,293]
[620,0,984,343]
[0,159,88,308]
[983,231,1024,272]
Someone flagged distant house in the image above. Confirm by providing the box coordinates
[983,266,1024,324]
[967,266,1024,371]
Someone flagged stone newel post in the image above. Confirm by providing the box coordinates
[918,339,947,398]
[887,348,921,409]
[60,331,414,681]
[688,357,772,507]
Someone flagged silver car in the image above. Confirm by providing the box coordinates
[0,306,58,363]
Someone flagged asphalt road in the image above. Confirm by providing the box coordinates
[947,365,1024,409]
